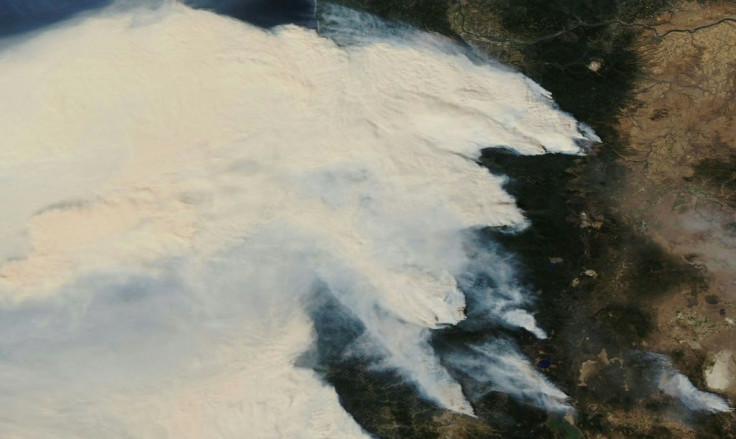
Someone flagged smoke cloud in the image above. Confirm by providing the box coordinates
[0,1,599,436]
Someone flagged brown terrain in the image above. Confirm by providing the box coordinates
[613,0,736,401]
[321,1,736,437]
[451,0,736,437]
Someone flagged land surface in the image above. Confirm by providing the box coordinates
[321,0,736,437]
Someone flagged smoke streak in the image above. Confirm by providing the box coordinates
[0,1,599,436]
[442,339,571,412]
[644,353,732,413]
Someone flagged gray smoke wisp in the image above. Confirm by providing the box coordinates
[642,353,732,413]
[455,236,548,338]
[442,338,571,412]
[0,1,600,436]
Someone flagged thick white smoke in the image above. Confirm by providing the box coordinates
[0,1,599,436]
